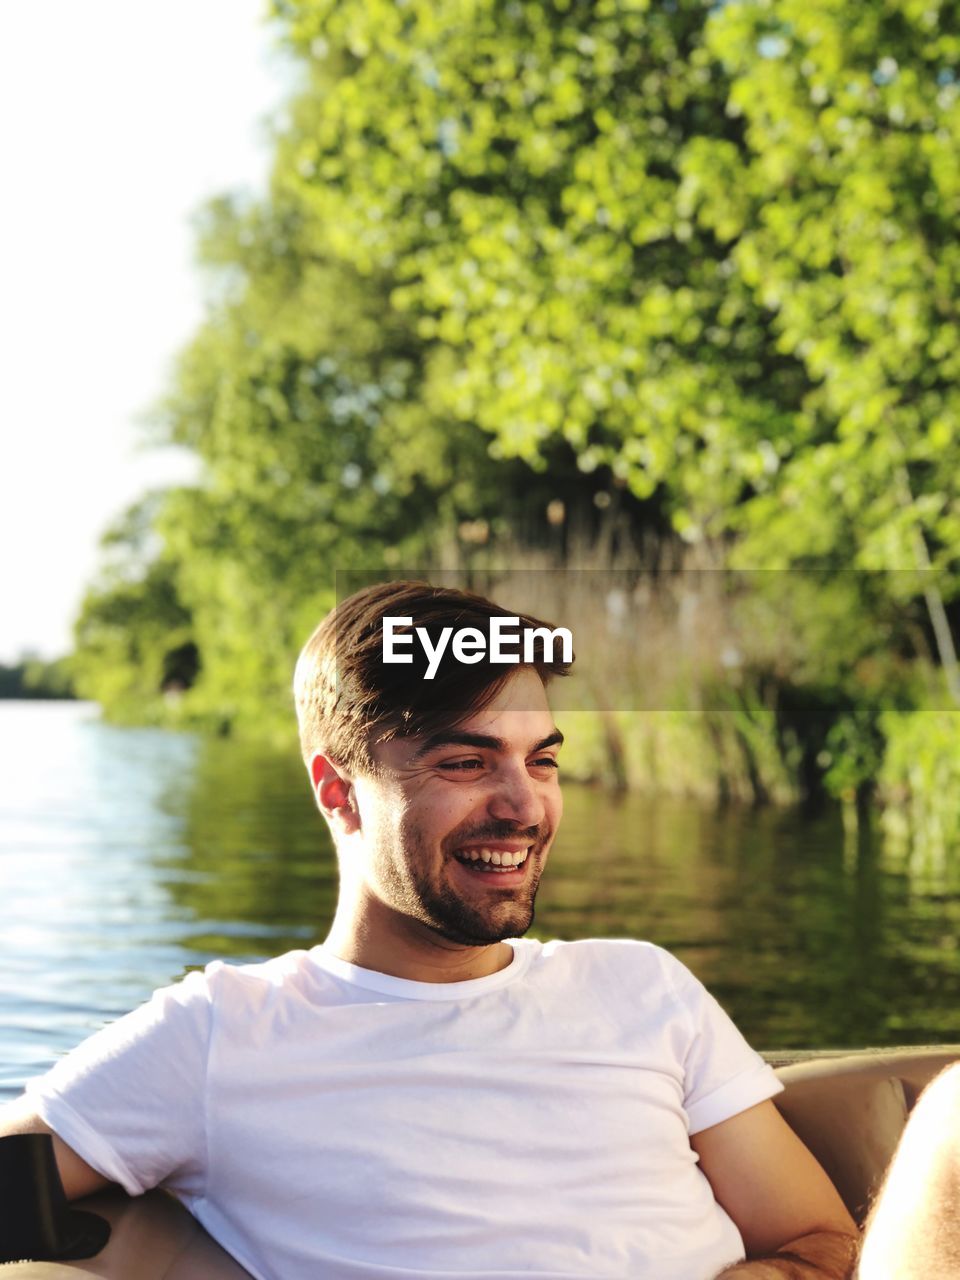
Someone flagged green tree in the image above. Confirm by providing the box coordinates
[696,1,960,699]
[272,0,805,524]
[268,0,959,699]
[78,148,640,724]
[72,496,196,718]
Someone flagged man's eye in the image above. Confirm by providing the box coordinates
[531,757,560,770]
[438,759,484,771]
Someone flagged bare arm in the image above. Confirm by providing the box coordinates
[858,1063,960,1279]
[0,1096,109,1201]
[690,1100,859,1280]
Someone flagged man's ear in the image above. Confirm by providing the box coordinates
[309,753,360,834]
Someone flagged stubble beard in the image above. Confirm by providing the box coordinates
[384,826,549,947]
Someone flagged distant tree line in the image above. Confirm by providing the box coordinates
[0,658,75,700]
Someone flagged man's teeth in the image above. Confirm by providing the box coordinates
[454,848,529,868]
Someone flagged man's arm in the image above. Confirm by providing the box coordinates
[690,1099,859,1279]
[0,1096,109,1201]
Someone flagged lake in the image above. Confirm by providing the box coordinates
[1,700,958,1101]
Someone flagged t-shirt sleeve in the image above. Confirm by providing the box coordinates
[24,967,214,1199]
[658,949,783,1136]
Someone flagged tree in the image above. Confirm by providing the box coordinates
[268,0,959,697]
[72,496,196,717]
[78,146,644,723]
[270,0,806,525]
[697,0,960,700]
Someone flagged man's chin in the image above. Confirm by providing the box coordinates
[427,904,536,948]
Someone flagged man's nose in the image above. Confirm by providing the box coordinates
[488,764,545,828]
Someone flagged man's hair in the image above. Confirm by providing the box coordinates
[293,580,573,775]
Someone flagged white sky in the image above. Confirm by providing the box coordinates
[0,2,288,661]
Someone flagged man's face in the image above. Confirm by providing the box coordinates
[351,668,563,947]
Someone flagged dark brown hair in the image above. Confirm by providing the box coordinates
[293,580,573,775]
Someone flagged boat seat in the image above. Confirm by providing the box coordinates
[6,1046,959,1276]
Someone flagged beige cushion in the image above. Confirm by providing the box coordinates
[775,1071,908,1223]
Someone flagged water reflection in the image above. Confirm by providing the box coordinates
[1,703,959,1100]
[541,790,925,1048]
[155,735,337,956]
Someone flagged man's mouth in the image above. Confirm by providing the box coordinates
[451,846,531,875]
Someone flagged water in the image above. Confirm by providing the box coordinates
[2,702,958,1101]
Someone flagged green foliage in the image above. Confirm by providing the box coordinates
[72,501,195,722]
[879,710,960,856]
[272,0,959,580]
[272,0,803,524]
[714,569,934,800]
[702,1,960,593]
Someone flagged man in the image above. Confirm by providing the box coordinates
[858,1062,960,1278]
[1,581,857,1279]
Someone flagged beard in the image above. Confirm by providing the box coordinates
[380,821,550,947]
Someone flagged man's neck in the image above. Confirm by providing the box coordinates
[323,904,514,984]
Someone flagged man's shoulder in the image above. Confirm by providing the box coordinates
[533,936,685,983]
[520,939,714,1049]
[173,947,317,1007]
[537,936,670,960]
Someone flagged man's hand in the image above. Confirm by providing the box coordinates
[714,1228,859,1277]
[692,1101,858,1280]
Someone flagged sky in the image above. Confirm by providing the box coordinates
[0,2,288,661]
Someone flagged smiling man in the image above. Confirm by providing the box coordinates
[321,666,561,977]
[0,581,858,1280]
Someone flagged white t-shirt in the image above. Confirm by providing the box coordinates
[27,938,782,1280]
